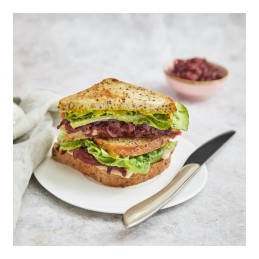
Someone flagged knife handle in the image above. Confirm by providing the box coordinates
[123,163,200,228]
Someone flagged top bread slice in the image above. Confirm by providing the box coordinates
[58,78,176,115]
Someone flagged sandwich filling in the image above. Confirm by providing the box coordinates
[56,138,176,176]
[58,119,181,139]
[58,101,189,139]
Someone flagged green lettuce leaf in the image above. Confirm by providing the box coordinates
[58,139,83,151]
[66,111,172,130]
[59,139,176,174]
[66,101,189,131]
[171,102,189,131]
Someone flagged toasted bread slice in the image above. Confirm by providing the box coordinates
[52,145,171,187]
[58,78,176,115]
[93,136,170,157]
[62,133,170,157]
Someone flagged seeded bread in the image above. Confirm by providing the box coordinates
[60,132,171,157]
[52,146,171,187]
[58,78,176,115]
[93,136,170,157]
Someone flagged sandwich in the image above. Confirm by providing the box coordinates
[52,78,189,187]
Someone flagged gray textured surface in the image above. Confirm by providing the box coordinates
[13,13,246,246]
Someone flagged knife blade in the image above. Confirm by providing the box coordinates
[123,130,236,228]
[184,130,236,166]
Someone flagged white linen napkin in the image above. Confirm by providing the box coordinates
[13,90,60,230]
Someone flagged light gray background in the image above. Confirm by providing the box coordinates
[13,13,246,245]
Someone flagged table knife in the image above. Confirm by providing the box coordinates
[123,130,236,228]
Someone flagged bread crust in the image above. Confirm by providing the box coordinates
[93,136,170,157]
[52,146,171,187]
[58,78,176,115]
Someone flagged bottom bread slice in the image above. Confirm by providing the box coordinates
[52,147,171,187]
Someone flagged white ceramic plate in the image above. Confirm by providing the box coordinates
[34,136,207,214]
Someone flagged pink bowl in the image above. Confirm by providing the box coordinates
[164,60,229,100]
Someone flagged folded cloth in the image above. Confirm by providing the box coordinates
[13,90,60,230]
